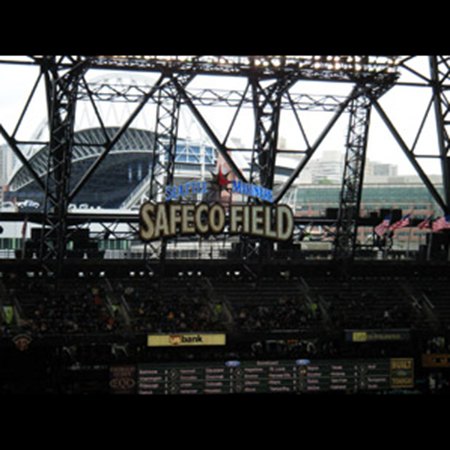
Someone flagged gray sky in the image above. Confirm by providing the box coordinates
[0,56,442,179]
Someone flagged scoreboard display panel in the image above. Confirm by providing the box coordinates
[137,358,413,394]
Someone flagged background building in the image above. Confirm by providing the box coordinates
[0,143,15,187]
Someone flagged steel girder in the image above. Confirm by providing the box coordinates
[333,91,372,260]
[144,74,193,262]
[68,75,165,205]
[238,76,296,260]
[88,55,397,82]
[9,127,154,192]
[333,75,397,261]
[249,76,294,189]
[4,55,396,81]
[430,56,450,212]
[77,81,346,112]
[39,58,89,264]
[0,55,404,269]
[148,75,192,202]
[0,125,48,193]
[365,56,449,215]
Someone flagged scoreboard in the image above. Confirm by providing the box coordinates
[136,358,414,395]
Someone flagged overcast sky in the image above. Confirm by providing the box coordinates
[0,56,442,180]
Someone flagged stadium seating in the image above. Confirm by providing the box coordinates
[1,271,449,339]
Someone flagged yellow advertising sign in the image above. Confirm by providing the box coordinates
[352,332,368,342]
[147,333,226,347]
[390,358,414,389]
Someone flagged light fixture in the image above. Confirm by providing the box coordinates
[272,57,281,67]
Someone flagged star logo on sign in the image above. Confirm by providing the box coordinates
[208,166,230,192]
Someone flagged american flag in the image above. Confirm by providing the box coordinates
[389,214,411,231]
[417,216,432,230]
[432,215,450,232]
[374,215,391,237]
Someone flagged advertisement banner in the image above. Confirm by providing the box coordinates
[346,329,410,343]
[390,358,414,389]
[421,354,450,368]
[147,333,226,347]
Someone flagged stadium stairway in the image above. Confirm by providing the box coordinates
[1,277,128,335]
[104,277,131,327]
[208,277,325,333]
[298,276,333,331]
[400,281,439,331]
[408,276,450,331]
[303,275,418,331]
[199,277,234,332]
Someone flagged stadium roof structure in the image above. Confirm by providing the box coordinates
[0,55,449,271]
[7,126,218,209]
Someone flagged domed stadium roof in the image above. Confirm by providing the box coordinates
[9,126,217,208]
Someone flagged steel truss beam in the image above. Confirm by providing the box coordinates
[89,55,397,82]
[333,75,397,261]
[149,75,192,202]
[72,221,138,241]
[39,57,89,265]
[273,93,355,203]
[0,210,414,228]
[372,99,447,213]
[250,76,295,189]
[430,56,450,211]
[241,76,296,260]
[77,81,346,112]
[0,125,48,195]
[0,55,405,270]
[68,75,165,203]
[145,74,193,262]
[171,78,247,183]
[333,91,371,260]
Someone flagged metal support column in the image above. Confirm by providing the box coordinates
[430,56,450,212]
[39,57,88,267]
[146,74,192,266]
[245,73,293,259]
[334,90,371,261]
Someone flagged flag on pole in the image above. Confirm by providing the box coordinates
[417,216,433,230]
[374,215,391,237]
[389,214,411,232]
[432,215,450,232]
